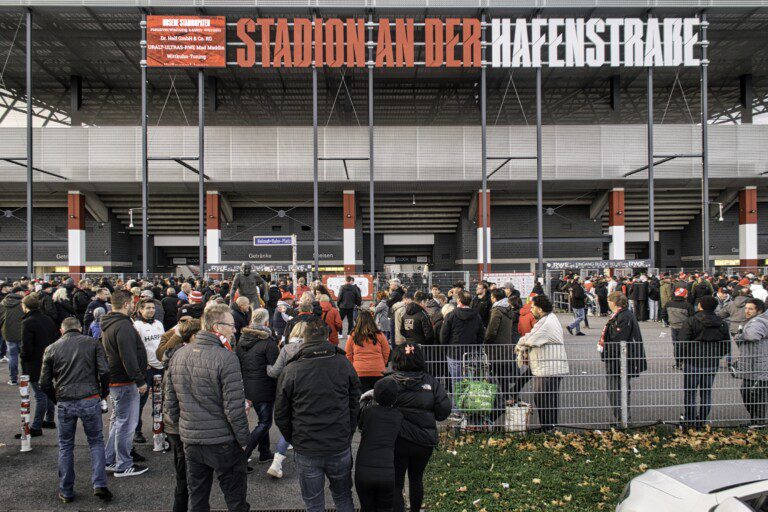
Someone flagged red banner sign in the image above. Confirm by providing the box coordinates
[147,16,226,68]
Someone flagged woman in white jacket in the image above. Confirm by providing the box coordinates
[516,295,569,431]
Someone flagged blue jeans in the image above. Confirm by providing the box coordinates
[245,401,273,459]
[683,364,718,425]
[446,356,463,414]
[105,384,140,471]
[294,447,354,512]
[30,381,55,430]
[276,436,290,456]
[57,397,107,498]
[6,341,19,382]
[568,308,586,333]
[137,367,164,435]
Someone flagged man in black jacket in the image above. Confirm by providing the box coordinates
[401,291,435,345]
[160,287,182,331]
[566,277,587,336]
[470,281,492,327]
[336,276,362,336]
[677,296,730,427]
[101,290,148,478]
[83,288,110,335]
[630,277,649,321]
[230,297,251,341]
[275,316,360,512]
[0,287,24,385]
[39,317,113,503]
[19,293,59,437]
[72,280,93,324]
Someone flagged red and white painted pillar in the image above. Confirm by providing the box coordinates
[206,191,221,264]
[739,186,758,268]
[608,188,626,260]
[477,189,491,274]
[67,191,86,278]
[343,190,357,274]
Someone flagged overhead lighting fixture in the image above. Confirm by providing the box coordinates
[718,202,724,222]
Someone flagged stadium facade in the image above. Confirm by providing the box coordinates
[0,1,766,278]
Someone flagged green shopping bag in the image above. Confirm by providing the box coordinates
[454,378,498,413]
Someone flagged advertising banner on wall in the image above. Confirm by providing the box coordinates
[545,259,652,270]
[146,15,227,68]
[484,272,536,297]
[322,274,374,301]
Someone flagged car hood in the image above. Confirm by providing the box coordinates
[644,460,768,495]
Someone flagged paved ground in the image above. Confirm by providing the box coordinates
[0,314,753,511]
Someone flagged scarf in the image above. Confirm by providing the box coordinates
[212,329,233,352]
[598,307,623,353]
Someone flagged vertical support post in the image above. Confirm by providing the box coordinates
[205,192,221,264]
[312,50,319,274]
[701,11,710,272]
[140,15,148,278]
[738,187,758,268]
[608,188,626,260]
[619,340,629,429]
[291,234,298,295]
[343,190,357,274]
[480,13,488,277]
[535,67,544,277]
[67,191,87,279]
[198,70,205,273]
[647,66,655,268]
[368,14,375,274]
[740,74,753,124]
[26,8,33,278]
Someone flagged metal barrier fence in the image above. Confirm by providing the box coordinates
[420,340,765,431]
[552,292,570,312]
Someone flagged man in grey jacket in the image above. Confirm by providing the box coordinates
[735,298,768,428]
[165,303,250,512]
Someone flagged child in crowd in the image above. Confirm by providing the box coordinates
[355,378,403,512]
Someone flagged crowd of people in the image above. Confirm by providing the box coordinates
[0,269,766,510]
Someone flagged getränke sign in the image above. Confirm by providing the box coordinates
[235,17,702,69]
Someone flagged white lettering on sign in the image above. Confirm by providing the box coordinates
[490,17,700,68]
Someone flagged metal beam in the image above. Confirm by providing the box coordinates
[589,190,609,220]
[83,192,108,223]
[701,11,711,271]
[26,8,33,277]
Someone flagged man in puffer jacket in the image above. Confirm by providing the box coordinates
[400,291,435,345]
[485,289,516,345]
[665,287,696,368]
[165,304,250,512]
[734,299,768,427]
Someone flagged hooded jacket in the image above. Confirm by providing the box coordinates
[39,330,110,403]
[735,312,768,382]
[384,370,451,447]
[716,295,751,334]
[0,293,24,343]
[101,311,148,387]
[470,294,492,327]
[666,296,696,329]
[346,332,390,377]
[485,298,517,344]
[569,282,586,309]
[274,340,361,456]
[165,331,251,447]
[320,302,343,345]
[600,308,648,378]
[677,310,730,368]
[20,309,59,382]
[518,301,536,336]
[160,294,182,330]
[516,313,569,377]
[337,283,362,310]
[440,306,485,346]
[392,301,407,344]
[400,302,435,345]
[83,298,109,333]
[236,326,280,404]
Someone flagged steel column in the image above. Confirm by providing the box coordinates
[480,13,488,276]
[141,15,148,278]
[647,67,655,268]
[25,9,33,277]
[536,67,543,277]
[198,70,205,273]
[701,12,710,271]
[368,14,375,274]
[312,55,319,274]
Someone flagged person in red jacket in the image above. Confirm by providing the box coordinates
[518,294,537,336]
[346,310,390,392]
[318,295,343,345]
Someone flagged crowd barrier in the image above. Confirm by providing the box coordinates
[420,340,765,431]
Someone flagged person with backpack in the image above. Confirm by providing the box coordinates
[677,296,730,427]
[336,276,362,336]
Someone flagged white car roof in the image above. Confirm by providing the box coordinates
[654,460,768,494]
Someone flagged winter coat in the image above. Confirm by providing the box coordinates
[717,295,750,334]
[274,340,361,456]
[424,299,442,324]
[133,317,165,370]
[630,281,648,302]
[660,281,673,308]
[374,300,391,332]
[569,283,586,309]
[54,299,76,327]
[648,280,661,301]
[517,313,569,377]
[355,404,404,481]
[229,303,250,341]
[518,302,536,336]
[267,285,281,310]
[161,339,187,435]
[236,326,280,404]
[440,307,485,346]
[485,299,516,344]
[20,310,60,382]
[345,333,390,377]
[392,302,407,344]
[38,291,58,323]
[383,370,451,448]
[666,297,696,329]
[320,302,343,345]
[267,338,304,379]
[600,308,648,378]
[692,282,713,305]
[470,294,492,327]
[400,303,435,345]
[386,286,406,309]
[0,293,24,343]
[72,288,92,321]
[39,330,109,403]
[101,312,148,388]
[677,311,730,369]
[337,283,362,310]
[161,295,183,330]
[165,330,250,447]
[272,301,292,339]
[735,312,768,382]
[83,298,109,334]
[176,302,204,322]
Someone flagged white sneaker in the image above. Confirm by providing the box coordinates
[267,453,286,479]
[114,465,148,478]
[105,464,117,474]
[0,356,8,363]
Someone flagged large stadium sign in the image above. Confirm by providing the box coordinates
[145,15,702,69]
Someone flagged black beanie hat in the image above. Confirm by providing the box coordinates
[699,295,717,313]
[374,378,399,407]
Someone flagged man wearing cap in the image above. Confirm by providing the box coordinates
[176,290,205,322]
[664,287,696,369]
